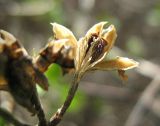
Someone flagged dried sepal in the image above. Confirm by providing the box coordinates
[8,41,28,59]
[48,39,69,53]
[0,30,28,59]
[51,23,77,49]
[34,39,69,73]
[0,30,16,45]
[34,38,75,76]
[86,22,107,37]
[102,25,117,54]
[0,37,4,44]
[92,57,139,71]
[75,37,88,72]
[51,23,77,69]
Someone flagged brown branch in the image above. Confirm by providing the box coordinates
[0,107,30,126]
[125,76,160,126]
[31,88,47,126]
[49,72,80,126]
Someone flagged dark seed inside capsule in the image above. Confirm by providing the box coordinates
[90,38,107,63]
[86,34,98,54]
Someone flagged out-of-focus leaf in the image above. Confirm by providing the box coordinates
[45,64,62,85]
[92,98,105,113]
[146,8,160,26]
[0,117,5,126]
[126,36,146,57]
[47,0,65,23]
[68,90,86,113]
[45,63,86,113]
[7,1,53,16]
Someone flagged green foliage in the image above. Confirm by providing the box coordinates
[69,90,86,113]
[91,97,105,113]
[48,0,65,23]
[146,3,160,26]
[45,64,62,84]
[18,0,65,24]
[126,36,146,57]
[0,117,5,126]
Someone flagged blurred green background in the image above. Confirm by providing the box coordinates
[0,0,160,126]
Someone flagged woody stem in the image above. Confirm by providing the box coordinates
[32,88,47,126]
[49,72,80,126]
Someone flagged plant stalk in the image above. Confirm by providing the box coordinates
[49,72,80,126]
[32,88,47,126]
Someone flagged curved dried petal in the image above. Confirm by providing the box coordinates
[0,37,4,44]
[10,42,28,58]
[51,23,77,48]
[102,25,117,54]
[51,39,75,62]
[75,38,87,71]
[34,39,70,73]
[49,39,69,53]
[92,57,139,71]
[0,30,16,45]
[51,23,78,68]
[0,30,28,58]
[86,22,107,37]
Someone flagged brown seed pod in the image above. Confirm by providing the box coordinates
[0,30,49,115]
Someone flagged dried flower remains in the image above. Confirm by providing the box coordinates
[0,30,49,117]
[51,22,139,79]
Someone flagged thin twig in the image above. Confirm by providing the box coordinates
[125,76,160,126]
[49,72,80,126]
[0,107,30,126]
[32,88,47,126]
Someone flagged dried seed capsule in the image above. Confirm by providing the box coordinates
[6,57,37,114]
